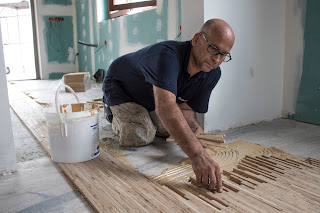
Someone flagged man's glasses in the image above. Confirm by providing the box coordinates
[199,31,232,62]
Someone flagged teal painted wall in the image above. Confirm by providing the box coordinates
[75,0,94,74]
[126,6,168,44]
[43,0,72,5]
[48,72,67,79]
[75,0,181,76]
[294,0,320,125]
[95,15,121,73]
[43,16,74,63]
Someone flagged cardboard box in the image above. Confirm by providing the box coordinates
[64,72,91,92]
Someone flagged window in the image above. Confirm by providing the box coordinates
[108,0,156,19]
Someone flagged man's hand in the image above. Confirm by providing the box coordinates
[153,86,223,192]
[191,151,223,192]
[194,127,205,136]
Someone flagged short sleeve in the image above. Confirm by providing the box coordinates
[138,52,180,96]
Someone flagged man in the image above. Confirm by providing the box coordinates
[103,19,235,192]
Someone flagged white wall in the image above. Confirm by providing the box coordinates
[167,0,180,41]
[204,0,286,131]
[181,0,204,41]
[34,1,78,79]
[282,0,306,117]
[0,24,17,173]
[181,0,205,128]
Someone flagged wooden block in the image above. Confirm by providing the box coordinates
[200,133,226,138]
[166,132,226,144]
[64,72,90,92]
[166,136,227,148]
[166,136,175,142]
[198,139,228,148]
[64,72,88,82]
[165,184,188,199]
[197,135,225,143]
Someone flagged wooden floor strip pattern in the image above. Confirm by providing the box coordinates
[8,83,320,212]
[151,142,320,212]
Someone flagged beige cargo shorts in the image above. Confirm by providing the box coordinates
[109,102,169,147]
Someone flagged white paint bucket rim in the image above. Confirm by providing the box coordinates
[45,103,100,119]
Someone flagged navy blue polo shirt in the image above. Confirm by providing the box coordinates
[102,40,221,113]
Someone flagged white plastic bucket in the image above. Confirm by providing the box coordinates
[44,84,100,163]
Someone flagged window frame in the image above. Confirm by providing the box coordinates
[108,0,157,19]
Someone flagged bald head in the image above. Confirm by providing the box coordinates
[200,19,235,50]
[189,19,235,74]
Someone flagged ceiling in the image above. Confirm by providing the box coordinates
[0,0,29,9]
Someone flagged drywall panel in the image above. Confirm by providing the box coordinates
[75,0,95,75]
[0,24,17,173]
[35,0,78,79]
[204,0,286,131]
[87,0,181,73]
[43,16,74,63]
[282,0,306,117]
[294,0,320,124]
[43,0,72,5]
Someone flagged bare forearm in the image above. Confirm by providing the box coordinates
[153,88,203,158]
[156,103,204,158]
[180,108,204,135]
[178,103,204,135]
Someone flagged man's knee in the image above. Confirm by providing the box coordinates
[109,102,156,147]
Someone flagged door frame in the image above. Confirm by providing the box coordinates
[30,0,40,79]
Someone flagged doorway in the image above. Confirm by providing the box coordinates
[0,0,37,80]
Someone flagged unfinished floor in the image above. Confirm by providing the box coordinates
[1,80,320,212]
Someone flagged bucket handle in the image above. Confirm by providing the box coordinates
[55,84,80,137]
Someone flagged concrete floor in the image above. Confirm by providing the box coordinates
[225,118,320,159]
[1,80,319,212]
[0,109,93,213]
